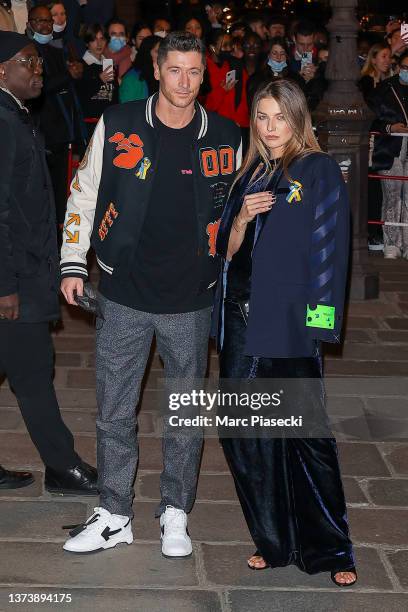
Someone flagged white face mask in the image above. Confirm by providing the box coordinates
[53,22,66,33]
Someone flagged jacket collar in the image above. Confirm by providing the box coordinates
[82,50,105,66]
[0,87,29,112]
[145,92,208,139]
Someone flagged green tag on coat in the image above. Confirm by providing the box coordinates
[306,304,335,329]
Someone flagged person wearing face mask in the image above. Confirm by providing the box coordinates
[246,37,304,111]
[288,20,327,110]
[104,18,131,81]
[204,29,249,129]
[369,51,408,259]
[27,5,87,227]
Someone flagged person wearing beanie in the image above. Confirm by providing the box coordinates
[0,31,98,494]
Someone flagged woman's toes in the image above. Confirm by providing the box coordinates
[334,571,356,584]
[248,555,267,569]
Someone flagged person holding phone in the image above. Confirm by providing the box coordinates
[204,29,249,128]
[119,35,160,103]
[76,23,118,134]
[369,51,408,259]
[213,79,357,587]
[288,20,327,110]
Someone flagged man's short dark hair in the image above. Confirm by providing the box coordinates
[267,14,286,28]
[295,20,316,38]
[80,23,105,45]
[106,18,127,37]
[247,13,266,27]
[157,31,206,67]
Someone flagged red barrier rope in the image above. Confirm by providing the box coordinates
[368,174,408,182]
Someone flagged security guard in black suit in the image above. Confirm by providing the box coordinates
[0,31,97,493]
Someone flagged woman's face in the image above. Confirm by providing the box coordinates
[243,35,262,60]
[50,3,66,26]
[89,31,106,56]
[269,44,286,63]
[372,48,392,75]
[150,42,160,65]
[185,18,203,40]
[255,97,294,158]
[135,27,152,49]
[215,33,233,54]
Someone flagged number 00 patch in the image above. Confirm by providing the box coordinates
[199,146,234,178]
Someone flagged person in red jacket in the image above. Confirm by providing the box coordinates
[204,29,249,128]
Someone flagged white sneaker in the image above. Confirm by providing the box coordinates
[160,505,192,558]
[63,507,133,554]
[384,246,400,259]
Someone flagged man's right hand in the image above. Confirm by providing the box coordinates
[61,277,84,306]
[391,123,408,133]
[0,293,19,320]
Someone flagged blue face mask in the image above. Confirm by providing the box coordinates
[33,31,53,45]
[109,36,126,53]
[268,58,287,73]
[399,69,408,84]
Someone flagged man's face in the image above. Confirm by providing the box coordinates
[108,22,126,39]
[50,3,66,26]
[155,50,204,109]
[89,31,106,56]
[251,20,268,41]
[28,7,53,35]
[0,44,43,101]
[153,19,171,35]
[295,33,314,54]
[269,23,285,39]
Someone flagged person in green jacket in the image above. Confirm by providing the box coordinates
[119,34,160,103]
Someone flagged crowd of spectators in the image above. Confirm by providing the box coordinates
[0,1,407,256]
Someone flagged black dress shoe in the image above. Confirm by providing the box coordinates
[45,461,98,496]
[0,465,34,489]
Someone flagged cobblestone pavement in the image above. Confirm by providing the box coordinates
[1,254,408,612]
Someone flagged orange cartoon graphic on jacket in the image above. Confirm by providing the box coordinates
[108,132,144,169]
[206,219,221,257]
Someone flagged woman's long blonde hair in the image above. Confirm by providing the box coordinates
[235,79,321,187]
[360,42,391,78]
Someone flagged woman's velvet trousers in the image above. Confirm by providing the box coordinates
[219,302,355,574]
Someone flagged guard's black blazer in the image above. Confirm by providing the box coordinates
[0,90,60,322]
[214,152,350,358]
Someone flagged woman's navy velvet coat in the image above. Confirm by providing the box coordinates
[214,152,350,358]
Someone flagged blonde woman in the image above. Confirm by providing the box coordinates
[359,42,392,102]
[214,80,357,586]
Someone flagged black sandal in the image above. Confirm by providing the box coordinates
[247,550,270,571]
[330,567,357,587]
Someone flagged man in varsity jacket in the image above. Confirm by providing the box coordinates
[60,32,242,556]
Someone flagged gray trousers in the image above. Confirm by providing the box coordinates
[95,295,211,518]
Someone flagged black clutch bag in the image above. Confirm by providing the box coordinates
[74,282,104,320]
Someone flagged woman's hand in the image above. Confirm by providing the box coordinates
[390,122,408,133]
[99,66,114,83]
[235,191,276,230]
